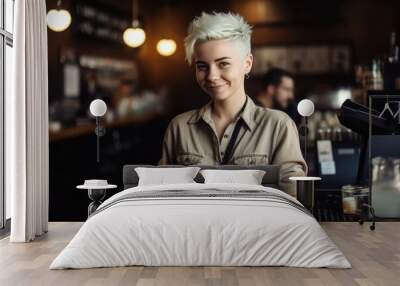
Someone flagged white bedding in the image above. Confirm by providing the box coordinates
[50,183,351,269]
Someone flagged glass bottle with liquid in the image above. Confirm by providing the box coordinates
[372,157,400,217]
[342,185,368,216]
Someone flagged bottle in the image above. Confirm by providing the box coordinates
[61,49,81,99]
[384,32,400,90]
[365,58,383,90]
[388,32,399,63]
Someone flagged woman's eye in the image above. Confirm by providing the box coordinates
[218,62,230,68]
[196,65,208,71]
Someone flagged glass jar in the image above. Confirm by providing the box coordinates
[393,159,400,190]
[342,185,369,216]
[372,157,400,217]
[372,157,388,183]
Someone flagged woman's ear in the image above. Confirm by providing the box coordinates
[244,53,253,74]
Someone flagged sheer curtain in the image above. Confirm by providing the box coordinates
[6,0,49,242]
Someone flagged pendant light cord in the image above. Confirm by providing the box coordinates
[132,0,139,26]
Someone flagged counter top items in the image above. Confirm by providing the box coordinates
[89,99,107,163]
[341,185,369,216]
[77,179,117,217]
[371,157,400,218]
[290,176,321,213]
[338,99,400,136]
[357,91,400,231]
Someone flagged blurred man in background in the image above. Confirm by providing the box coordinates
[254,68,298,121]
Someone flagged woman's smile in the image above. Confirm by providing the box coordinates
[205,82,230,98]
[206,82,228,89]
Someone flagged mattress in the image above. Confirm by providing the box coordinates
[50,183,351,269]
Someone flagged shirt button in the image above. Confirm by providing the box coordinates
[223,134,229,138]
[220,152,224,156]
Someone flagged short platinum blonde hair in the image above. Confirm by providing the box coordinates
[184,12,252,65]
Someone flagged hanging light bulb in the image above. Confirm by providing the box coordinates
[157,39,177,56]
[123,0,146,48]
[156,3,176,57]
[47,0,71,32]
[123,20,146,48]
[123,27,146,47]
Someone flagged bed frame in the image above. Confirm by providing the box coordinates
[123,165,281,190]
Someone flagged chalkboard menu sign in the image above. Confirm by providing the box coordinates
[73,1,131,45]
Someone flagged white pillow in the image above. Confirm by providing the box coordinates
[200,169,266,185]
[135,167,201,186]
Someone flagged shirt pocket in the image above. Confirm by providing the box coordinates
[176,152,204,165]
[231,154,268,165]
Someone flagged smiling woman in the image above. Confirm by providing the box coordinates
[158,12,307,196]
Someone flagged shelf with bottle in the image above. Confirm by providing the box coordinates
[384,32,400,90]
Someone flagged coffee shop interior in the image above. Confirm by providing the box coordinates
[42,0,400,222]
[41,0,400,223]
[2,0,400,285]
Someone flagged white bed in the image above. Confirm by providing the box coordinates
[50,183,351,269]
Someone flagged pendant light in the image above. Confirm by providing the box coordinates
[156,2,176,57]
[123,0,146,48]
[47,0,72,32]
[156,39,177,56]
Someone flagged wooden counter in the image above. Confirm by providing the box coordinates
[49,112,163,142]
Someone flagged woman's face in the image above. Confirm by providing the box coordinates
[193,39,252,102]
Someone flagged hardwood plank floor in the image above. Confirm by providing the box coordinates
[0,222,399,286]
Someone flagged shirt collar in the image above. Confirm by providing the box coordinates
[187,96,256,131]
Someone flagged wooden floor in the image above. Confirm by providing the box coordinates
[0,222,399,286]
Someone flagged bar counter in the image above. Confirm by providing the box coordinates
[49,111,163,142]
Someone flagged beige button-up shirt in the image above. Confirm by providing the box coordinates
[159,96,307,196]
